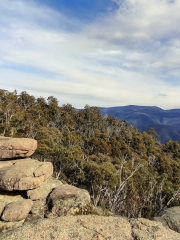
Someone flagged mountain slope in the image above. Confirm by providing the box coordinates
[100,106,180,143]
[2,89,180,219]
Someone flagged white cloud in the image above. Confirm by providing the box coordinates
[0,0,180,109]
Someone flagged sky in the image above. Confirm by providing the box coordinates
[0,0,180,109]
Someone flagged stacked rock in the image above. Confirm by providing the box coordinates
[0,137,91,233]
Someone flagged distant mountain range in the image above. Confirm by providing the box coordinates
[99,106,180,144]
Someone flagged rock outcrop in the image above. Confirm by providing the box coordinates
[0,137,91,233]
[0,137,53,232]
[0,215,134,240]
[1,215,180,240]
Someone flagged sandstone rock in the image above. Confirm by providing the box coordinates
[47,185,91,217]
[0,215,133,240]
[130,217,180,240]
[161,207,180,233]
[0,137,37,160]
[26,177,63,200]
[0,159,53,191]
[1,199,33,222]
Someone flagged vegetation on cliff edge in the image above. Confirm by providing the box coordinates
[1,89,180,219]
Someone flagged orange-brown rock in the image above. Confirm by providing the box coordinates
[0,137,37,160]
[0,159,53,191]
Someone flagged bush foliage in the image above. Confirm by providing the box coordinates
[1,89,180,218]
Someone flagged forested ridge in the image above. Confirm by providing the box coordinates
[1,89,180,219]
[100,105,180,144]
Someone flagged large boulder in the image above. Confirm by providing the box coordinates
[0,137,37,159]
[160,207,180,233]
[0,159,53,191]
[46,184,91,217]
[130,217,180,240]
[0,196,33,232]
[0,215,133,240]
[1,199,33,222]
[0,191,25,216]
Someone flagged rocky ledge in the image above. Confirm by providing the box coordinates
[1,215,180,240]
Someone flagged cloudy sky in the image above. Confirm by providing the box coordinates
[0,0,180,109]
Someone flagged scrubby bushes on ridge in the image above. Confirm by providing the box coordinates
[1,89,180,218]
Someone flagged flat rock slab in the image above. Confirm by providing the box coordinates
[130,218,180,240]
[0,215,133,240]
[0,159,53,191]
[47,185,91,217]
[1,199,33,222]
[0,137,37,159]
[27,177,63,200]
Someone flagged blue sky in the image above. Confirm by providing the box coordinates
[36,0,118,17]
[0,0,180,109]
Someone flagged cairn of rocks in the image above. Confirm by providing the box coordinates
[0,137,90,233]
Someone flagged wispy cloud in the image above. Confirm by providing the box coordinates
[0,0,180,109]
